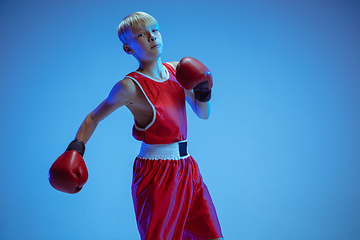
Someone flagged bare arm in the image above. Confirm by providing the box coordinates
[185,89,211,119]
[75,78,136,144]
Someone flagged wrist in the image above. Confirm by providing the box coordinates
[194,89,211,102]
[193,81,212,102]
[66,139,85,157]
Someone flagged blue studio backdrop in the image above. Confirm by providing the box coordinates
[1,0,360,239]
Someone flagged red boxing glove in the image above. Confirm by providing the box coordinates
[176,57,213,102]
[49,140,88,194]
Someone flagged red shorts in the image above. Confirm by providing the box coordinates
[132,142,223,240]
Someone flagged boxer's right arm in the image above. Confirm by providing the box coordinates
[49,78,136,194]
[75,78,136,144]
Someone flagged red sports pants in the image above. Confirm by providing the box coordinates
[132,143,222,240]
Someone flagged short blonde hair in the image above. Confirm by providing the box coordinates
[118,12,159,44]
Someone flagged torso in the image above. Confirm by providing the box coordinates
[125,82,153,129]
[124,62,187,144]
[125,61,178,129]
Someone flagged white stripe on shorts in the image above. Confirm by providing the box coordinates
[137,140,189,160]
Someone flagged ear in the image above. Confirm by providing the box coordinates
[123,44,134,55]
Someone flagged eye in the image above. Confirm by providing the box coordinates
[152,29,158,33]
[137,33,144,37]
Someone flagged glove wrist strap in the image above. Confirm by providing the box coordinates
[194,89,211,102]
[66,139,85,157]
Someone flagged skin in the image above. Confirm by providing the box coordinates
[75,24,211,145]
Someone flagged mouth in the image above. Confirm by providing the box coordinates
[151,44,160,49]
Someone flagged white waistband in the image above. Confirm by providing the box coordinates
[137,141,189,160]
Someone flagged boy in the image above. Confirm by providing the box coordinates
[49,12,223,240]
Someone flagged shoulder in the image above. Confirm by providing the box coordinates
[108,77,137,104]
[166,61,179,71]
[113,77,136,93]
[120,77,136,89]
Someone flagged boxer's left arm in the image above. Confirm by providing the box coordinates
[185,89,211,119]
[167,61,211,120]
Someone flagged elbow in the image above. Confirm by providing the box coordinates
[88,111,100,126]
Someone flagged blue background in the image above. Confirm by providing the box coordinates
[1,0,360,239]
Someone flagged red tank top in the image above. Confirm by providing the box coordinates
[126,63,187,144]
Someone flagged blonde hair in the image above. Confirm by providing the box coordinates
[118,12,159,44]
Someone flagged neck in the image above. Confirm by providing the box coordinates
[137,57,166,80]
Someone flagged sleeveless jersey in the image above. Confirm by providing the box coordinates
[126,63,187,144]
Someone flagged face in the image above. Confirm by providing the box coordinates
[124,24,163,62]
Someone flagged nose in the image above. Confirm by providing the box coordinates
[149,32,156,41]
